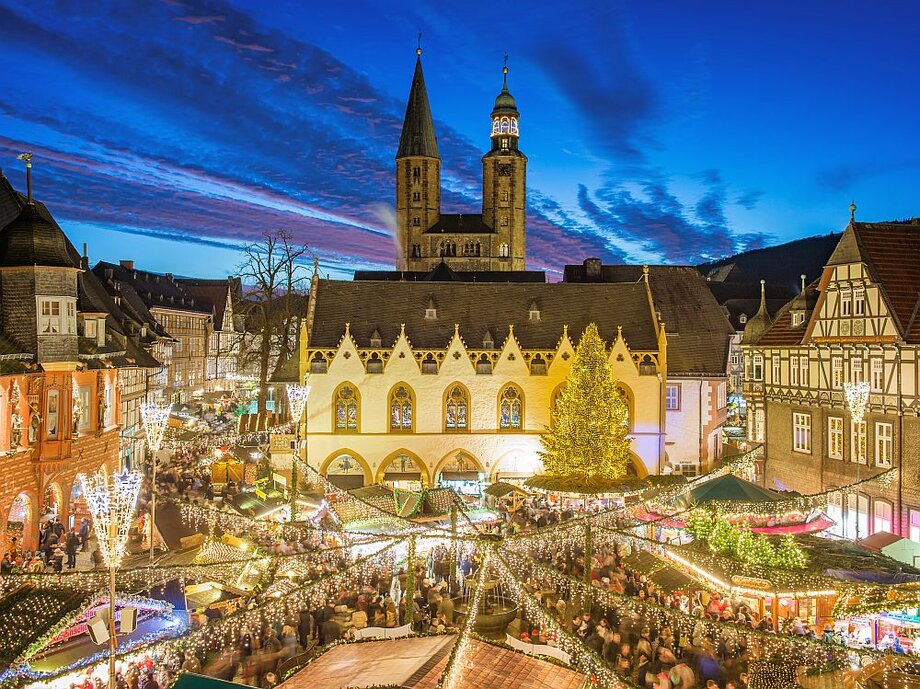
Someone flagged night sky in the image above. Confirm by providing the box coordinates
[1,1,917,279]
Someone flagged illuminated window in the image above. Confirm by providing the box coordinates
[499,243,509,259]
[910,510,920,543]
[875,422,892,468]
[873,499,892,535]
[499,385,523,430]
[445,385,469,432]
[832,357,843,389]
[334,384,358,432]
[851,420,867,464]
[46,389,60,439]
[500,117,510,134]
[828,417,844,460]
[792,412,811,453]
[389,385,413,432]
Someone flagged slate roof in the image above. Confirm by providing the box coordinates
[0,202,77,269]
[354,262,545,283]
[396,56,439,159]
[829,220,920,343]
[564,264,733,376]
[93,261,211,314]
[424,213,493,234]
[308,279,659,352]
[176,277,238,329]
[0,171,161,371]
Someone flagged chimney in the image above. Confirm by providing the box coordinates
[81,243,89,270]
[120,260,134,270]
[584,257,602,281]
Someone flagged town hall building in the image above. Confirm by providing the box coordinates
[292,52,733,492]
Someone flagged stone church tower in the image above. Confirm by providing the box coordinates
[396,51,527,272]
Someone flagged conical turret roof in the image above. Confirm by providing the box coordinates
[397,56,439,159]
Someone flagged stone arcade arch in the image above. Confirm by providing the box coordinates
[376,449,430,489]
[320,451,373,490]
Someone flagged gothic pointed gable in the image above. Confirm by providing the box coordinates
[397,57,439,159]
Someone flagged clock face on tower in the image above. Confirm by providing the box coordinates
[497,164,513,177]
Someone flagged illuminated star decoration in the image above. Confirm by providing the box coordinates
[80,467,143,568]
[140,400,171,452]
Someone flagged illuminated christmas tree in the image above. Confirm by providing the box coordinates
[539,323,631,484]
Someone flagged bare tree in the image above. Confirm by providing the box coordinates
[237,230,310,415]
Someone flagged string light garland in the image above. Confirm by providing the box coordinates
[140,401,171,453]
[437,548,492,689]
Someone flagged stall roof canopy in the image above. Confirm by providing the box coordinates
[174,674,249,689]
[683,474,781,504]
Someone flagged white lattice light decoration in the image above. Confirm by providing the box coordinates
[81,468,143,567]
[844,381,871,423]
[286,383,311,422]
[140,400,171,452]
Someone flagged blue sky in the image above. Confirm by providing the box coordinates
[0,1,917,279]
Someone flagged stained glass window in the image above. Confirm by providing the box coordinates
[334,385,358,431]
[445,385,468,431]
[390,385,413,431]
[499,386,523,430]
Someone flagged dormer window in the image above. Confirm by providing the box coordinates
[425,299,437,320]
[85,319,97,339]
[528,301,541,322]
[791,312,805,326]
[739,314,748,325]
[38,297,76,336]
[369,329,382,348]
[482,330,494,349]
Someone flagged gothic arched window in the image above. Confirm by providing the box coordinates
[500,117,510,134]
[510,118,519,134]
[334,384,358,432]
[445,385,469,432]
[389,384,414,432]
[499,385,523,430]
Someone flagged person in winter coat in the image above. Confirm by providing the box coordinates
[65,529,80,569]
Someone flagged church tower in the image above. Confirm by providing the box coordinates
[396,47,440,271]
[482,61,527,270]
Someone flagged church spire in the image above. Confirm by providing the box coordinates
[397,49,439,159]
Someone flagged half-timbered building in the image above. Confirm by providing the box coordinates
[742,215,920,540]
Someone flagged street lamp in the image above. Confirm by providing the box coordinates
[140,401,170,562]
[286,381,311,522]
[81,467,142,689]
[844,381,870,540]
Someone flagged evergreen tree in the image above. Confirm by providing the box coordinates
[539,323,631,481]
[773,534,808,570]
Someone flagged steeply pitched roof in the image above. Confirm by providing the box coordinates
[564,264,733,376]
[93,261,211,314]
[308,279,659,352]
[424,213,493,234]
[754,284,820,347]
[396,56,439,159]
[176,277,238,330]
[835,220,920,343]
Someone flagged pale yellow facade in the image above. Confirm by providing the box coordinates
[298,322,667,488]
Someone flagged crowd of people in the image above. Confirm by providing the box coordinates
[515,538,843,689]
[1,515,98,574]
